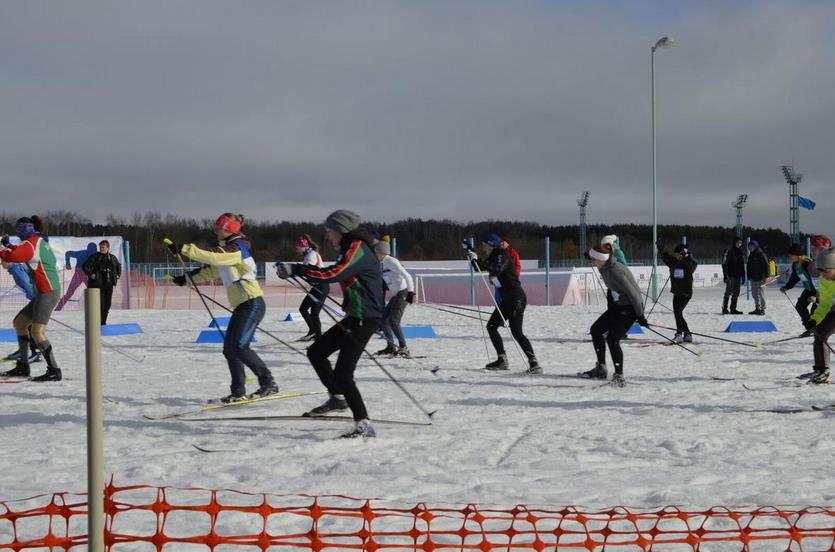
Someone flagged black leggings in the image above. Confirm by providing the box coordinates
[813,311,835,370]
[590,307,637,375]
[795,289,818,324]
[673,293,691,334]
[307,316,380,421]
[299,284,329,337]
[486,297,536,361]
[223,297,272,397]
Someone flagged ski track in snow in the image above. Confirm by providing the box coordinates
[2,288,835,510]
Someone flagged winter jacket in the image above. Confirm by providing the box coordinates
[598,257,644,317]
[83,252,121,287]
[295,231,384,320]
[380,255,414,294]
[0,235,60,294]
[811,277,834,326]
[661,250,697,296]
[612,242,628,266]
[784,257,816,294]
[746,248,770,282]
[180,235,261,308]
[6,263,35,300]
[722,243,745,279]
[474,246,525,303]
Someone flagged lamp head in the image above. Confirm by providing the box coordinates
[654,36,674,50]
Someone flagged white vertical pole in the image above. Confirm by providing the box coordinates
[651,45,659,302]
[85,288,104,551]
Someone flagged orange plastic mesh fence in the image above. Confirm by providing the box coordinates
[1,482,834,551]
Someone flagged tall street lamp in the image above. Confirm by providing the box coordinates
[651,35,674,301]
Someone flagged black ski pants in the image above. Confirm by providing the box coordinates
[100,284,114,325]
[795,289,818,324]
[223,297,272,397]
[723,277,742,311]
[813,310,835,370]
[381,290,409,348]
[307,316,380,421]
[590,306,637,375]
[299,283,329,337]
[673,293,691,334]
[486,297,536,361]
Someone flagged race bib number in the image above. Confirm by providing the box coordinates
[490,276,502,288]
[611,290,620,301]
[673,268,685,279]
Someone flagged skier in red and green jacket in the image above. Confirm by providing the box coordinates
[0,216,63,381]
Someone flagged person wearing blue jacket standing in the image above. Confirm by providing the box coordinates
[276,209,383,439]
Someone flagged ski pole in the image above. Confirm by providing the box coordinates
[51,317,145,363]
[164,273,308,358]
[460,242,492,362]
[418,303,484,321]
[648,323,762,349]
[163,238,225,341]
[463,241,530,365]
[441,303,488,315]
[288,276,435,421]
[761,333,813,345]
[644,325,704,357]
[646,274,671,316]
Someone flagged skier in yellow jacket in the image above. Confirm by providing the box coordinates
[168,213,277,403]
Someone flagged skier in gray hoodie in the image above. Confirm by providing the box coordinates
[580,245,648,386]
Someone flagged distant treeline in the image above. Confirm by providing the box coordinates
[0,210,802,263]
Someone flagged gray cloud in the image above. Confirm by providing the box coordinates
[1,1,832,234]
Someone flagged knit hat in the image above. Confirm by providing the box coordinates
[812,235,832,249]
[14,217,35,240]
[816,248,835,270]
[324,209,361,234]
[374,241,391,256]
[215,214,241,235]
[600,235,618,247]
[748,240,759,248]
[295,238,309,249]
[482,234,502,247]
[788,243,804,256]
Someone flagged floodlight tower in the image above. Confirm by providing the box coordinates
[578,191,590,259]
[781,165,802,244]
[732,194,748,239]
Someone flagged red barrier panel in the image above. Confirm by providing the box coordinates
[1,481,834,550]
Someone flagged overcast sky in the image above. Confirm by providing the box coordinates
[1,1,833,234]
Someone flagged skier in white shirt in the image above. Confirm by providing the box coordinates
[373,241,415,358]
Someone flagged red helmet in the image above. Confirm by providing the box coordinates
[811,235,832,249]
[215,214,241,235]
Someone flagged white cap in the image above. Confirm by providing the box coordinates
[600,235,618,247]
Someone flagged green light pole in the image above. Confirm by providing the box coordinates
[651,35,674,301]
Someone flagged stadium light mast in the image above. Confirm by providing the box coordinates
[578,191,590,261]
[781,165,802,244]
[651,35,674,301]
[732,194,748,239]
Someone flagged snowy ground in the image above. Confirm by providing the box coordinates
[2,288,834,510]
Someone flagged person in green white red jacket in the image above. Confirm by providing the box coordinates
[780,243,818,328]
[802,247,835,384]
[0,216,62,381]
[168,213,277,403]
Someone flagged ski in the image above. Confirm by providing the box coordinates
[182,414,432,426]
[142,390,326,421]
[0,378,28,384]
[811,404,835,412]
[743,381,830,391]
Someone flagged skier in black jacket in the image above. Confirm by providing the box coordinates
[82,240,121,325]
[721,237,745,314]
[658,240,697,342]
[746,239,770,315]
[467,234,540,374]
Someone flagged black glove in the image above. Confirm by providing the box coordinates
[275,262,294,279]
[779,286,787,293]
[655,238,664,251]
[803,319,816,331]
[172,274,187,287]
[406,291,415,304]
[0,235,9,248]
[636,315,649,328]
[166,241,181,256]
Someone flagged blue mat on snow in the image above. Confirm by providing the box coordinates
[208,316,231,328]
[101,323,144,336]
[725,320,777,332]
[0,329,17,342]
[378,325,437,339]
[626,324,644,335]
[195,330,256,344]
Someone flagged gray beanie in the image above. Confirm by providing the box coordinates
[324,209,361,234]
[374,241,391,256]
[816,247,835,270]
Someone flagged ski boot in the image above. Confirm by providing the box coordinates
[340,419,376,439]
[304,394,349,416]
[484,354,509,371]
[748,309,761,315]
[730,309,743,315]
[610,373,626,388]
[798,369,819,380]
[31,366,62,382]
[1,360,30,378]
[395,346,411,358]
[578,362,607,379]
[683,333,693,343]
[3,350,21,362]
[526,358,542,375]
[216,393,247,404]
[248,382,279,399]
[374,344,397,357]
[810,369,831,385]
[673,333,684,344]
